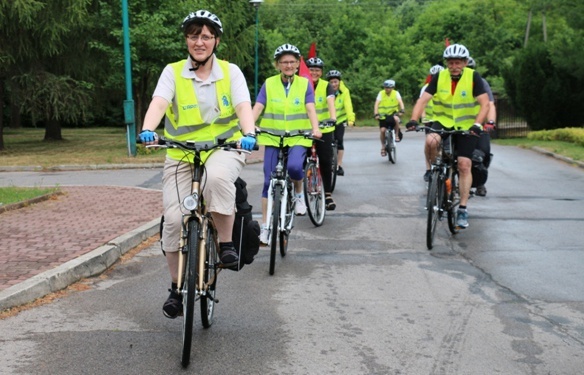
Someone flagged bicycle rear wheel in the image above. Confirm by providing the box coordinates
[330,142,338,193]
[389,133,397,164]
[447,169,460,234]
[269,184,282,275]
[181,219,199,368]
[200,222,217,328]
[384,130,393,163]
[304,161,326,227]
[426,170,442,250]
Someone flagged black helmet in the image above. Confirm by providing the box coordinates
[326,70,342,80]
[306,57,324,69]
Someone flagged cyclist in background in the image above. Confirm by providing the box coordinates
[421,64,444,182]
[374,79,405,157]
[326,69,355,176]
[467,57,496,197]
[253,44,322,244]
[139,10,257,318]
[306,57,337,210]
[407,44,490,229]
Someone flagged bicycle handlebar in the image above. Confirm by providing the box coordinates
[408,125,471,136]
[139,136,259,153]
[256,128,320,141]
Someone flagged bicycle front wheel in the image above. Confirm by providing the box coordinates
[330,142,338,193]
[200,222,217,328]
[426,171,441,250]
[304,161,326,227]
[388,131,396,164]
[269,184,282,275]
[181,219,199,368]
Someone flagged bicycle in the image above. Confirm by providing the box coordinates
[377,113,399,164]
[258,129,314,275]
[412,126,468,250]
[145,136,253,367]
[304,138,326,227]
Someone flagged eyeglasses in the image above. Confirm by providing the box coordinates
[279,60,298,66]
[187,34,215,42]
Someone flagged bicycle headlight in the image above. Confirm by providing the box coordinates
[183,193,199,211]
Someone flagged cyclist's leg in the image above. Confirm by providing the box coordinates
[315,132,333,193]
[335,124,345,169]
[287,146,308,214]
[260,147,279,224]
[379,119,389,155]
[161,158,193,317]
[202,150,245,265]
[393,115,402,141]
[454,134,480,227]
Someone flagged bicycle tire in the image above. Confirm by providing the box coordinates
[447,169,460,234]
[330,142,338,193]
[426,170,441,250]
[200,222,217,328]
[181,219,199,368]
[304,161,326,227]
[269,184,281,275]
[384,130,393,163]
[390,133,397,164]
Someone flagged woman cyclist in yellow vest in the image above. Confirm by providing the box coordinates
[252,44,321,245]
[374,79,405,157]
[407,44,490,229]
[306,57,337,210]
[420,64,444,182]
[326,70,355,176]
[139,10,257,319]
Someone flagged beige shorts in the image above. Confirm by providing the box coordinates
[161,151,245,253]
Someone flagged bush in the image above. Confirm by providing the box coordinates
[528,128,584,147]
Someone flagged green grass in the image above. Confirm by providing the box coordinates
[493,138,584,161]
[0,186,59,206]
[1,127,165,168]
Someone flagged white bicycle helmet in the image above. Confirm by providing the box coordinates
[182,10,223,36]
[274,44,301,60]
[383,79,395,88]
[429,65,444,75]
[467,57,476,68]
[326,70,342,80]
[306,57,324,68]
[443,44,470,59]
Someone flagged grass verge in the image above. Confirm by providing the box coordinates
[0,186,59,206]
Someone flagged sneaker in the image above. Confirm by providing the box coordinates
[219,243,239,268]
[259,224,268,245]
[337,166,344,176]
[295,195,307,216]
[163,289,183,319]
[476,185,487,196]
[423,170,431,182]
[456,209,469,229]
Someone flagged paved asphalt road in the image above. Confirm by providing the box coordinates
[0,128,583,374]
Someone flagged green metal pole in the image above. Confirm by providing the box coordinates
[254,6,260,101]
[122,0,136,156]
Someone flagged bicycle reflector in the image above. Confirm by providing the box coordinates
[183,193,199,211]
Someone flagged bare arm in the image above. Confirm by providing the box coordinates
[252,102,265,123]
[235,101,255,135]
[410,92,433,121]
[475,93,490,125]
[305,102,322,137]
[374,99,380,115]
[327,95,337,121]
[142,96,170,132]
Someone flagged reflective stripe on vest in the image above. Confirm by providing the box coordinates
[432,68,477,130]
[164,59,241,162]
[259,75,312,148]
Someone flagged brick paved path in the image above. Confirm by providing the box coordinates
[0,186,162,292]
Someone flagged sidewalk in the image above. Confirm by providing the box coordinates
[0,148,264,311]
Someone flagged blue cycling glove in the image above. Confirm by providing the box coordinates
[240,134,257,151]
[139,130,157,143]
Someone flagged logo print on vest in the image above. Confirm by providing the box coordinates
[461,91,468,98]
[222,95,230,107]
[294,97,300,106]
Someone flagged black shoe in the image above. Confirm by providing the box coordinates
[337,166,344,176]
[476,185,487,196]
[163,289,183,319]
[325,194,336,211]
[423,170,431,182]
[219,243,239,269]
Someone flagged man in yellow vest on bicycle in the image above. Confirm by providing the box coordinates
[374,79,405,156]
[139,10,257,318]
[407,44,490,229]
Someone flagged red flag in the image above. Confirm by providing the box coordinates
[298,56,313,88]
[307,42,317,59]
[445,38,451,47]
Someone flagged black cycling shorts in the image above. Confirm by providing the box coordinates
[431,122,479,159]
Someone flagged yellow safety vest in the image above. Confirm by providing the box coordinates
[313,79,334,134]
[335,87,355,123]
[164,59,241,162]
[378,89,399,116]
[258,75,312,147]
[432,68,477,130]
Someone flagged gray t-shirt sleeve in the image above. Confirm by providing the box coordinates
[228,63,251,108]
[152,65,175,103]
[482,78,494,102]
